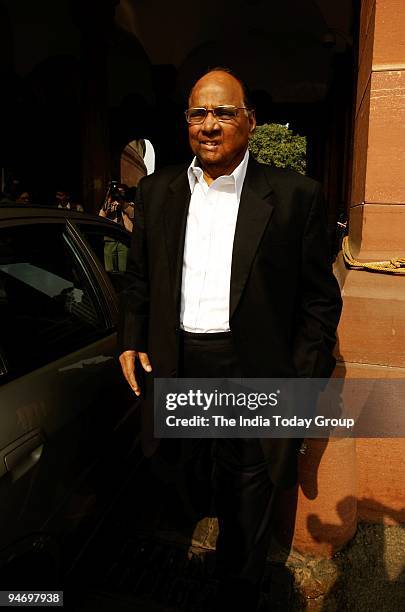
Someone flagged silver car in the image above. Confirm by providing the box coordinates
[0,206,139,589]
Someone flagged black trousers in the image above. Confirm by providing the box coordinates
[179,331,276,607]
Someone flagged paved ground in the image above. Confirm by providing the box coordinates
[292,522,405,611]
[65,456,405,612]
[65,455,292,611]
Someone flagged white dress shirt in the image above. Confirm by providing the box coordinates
[180,149,249,332]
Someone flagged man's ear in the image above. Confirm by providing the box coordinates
[249,110,256,133]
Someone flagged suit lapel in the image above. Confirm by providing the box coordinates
[163,167,191,318]
[230,158,275,320]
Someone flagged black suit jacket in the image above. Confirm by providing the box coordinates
[119,156,342,486]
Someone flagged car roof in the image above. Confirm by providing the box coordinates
[0,205,112,226]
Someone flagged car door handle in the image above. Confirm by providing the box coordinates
[1,429,45,481]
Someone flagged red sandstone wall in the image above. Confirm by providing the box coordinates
[281,0,405,558]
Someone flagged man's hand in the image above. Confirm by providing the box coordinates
[119,350,152,396]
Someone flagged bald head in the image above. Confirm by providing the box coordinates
[189,68,251,108]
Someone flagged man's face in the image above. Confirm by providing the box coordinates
[187,71,256,179]
[56,191,69,205]
[16,192,30,204]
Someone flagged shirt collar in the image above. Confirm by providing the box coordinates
[187,149,249,201]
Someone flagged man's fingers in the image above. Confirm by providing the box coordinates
[118,350,152,396]
[139,352,152,373]
[119,350,141,396]
[127,367,141,396]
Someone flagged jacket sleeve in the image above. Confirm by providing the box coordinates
[292,183,342,378]
[118,178,150,353]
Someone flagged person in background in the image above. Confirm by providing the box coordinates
[99,183,134,272]
[0,180,30,205]
[99,183,134,232]
[55,189,84,212]
[15,188,31,204]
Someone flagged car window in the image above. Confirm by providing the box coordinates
[77,223,132,295]
[0,223,107,381]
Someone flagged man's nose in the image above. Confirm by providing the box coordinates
[201,110,220,131]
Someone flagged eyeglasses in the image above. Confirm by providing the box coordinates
[185,105,251,124]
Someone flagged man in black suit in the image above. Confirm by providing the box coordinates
[119,68,342,609]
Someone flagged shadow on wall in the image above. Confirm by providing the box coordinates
[307,497,405,611]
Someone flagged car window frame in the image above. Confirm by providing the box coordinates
[70,218,133,322]
[0,217,115,382]
[66,219,117,326]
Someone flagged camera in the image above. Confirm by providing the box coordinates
[102,180,126,211]
[110,187,126,202]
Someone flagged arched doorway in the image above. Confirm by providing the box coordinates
[120,138,155,187]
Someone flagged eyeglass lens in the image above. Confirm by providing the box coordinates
[186,106,240,123]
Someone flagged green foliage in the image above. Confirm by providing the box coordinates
[249,123,306,175]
